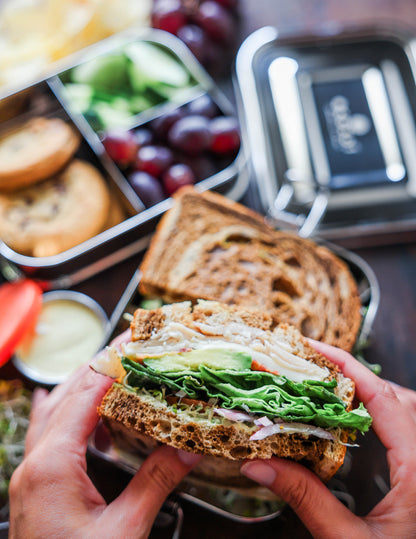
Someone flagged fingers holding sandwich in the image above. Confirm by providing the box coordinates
[33,324,132,453]
[10,359,201,539]
[241,342,416,539]
[24,386,49,455]
[104,446,202,537]
[307,339,416,462]
[25,364,113,457]
[240,457,366,538]
[24,364,94,455]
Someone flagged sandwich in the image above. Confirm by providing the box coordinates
[138,187,362,352]
[94,300,371,488]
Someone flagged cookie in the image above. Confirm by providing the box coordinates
[0,117,80,191]
[0,159,111,257]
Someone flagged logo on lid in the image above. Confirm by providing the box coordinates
[324,95,372,155]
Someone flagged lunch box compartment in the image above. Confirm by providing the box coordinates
[0,29,249,289]
[49,30,243,212]
[54,38,201,134]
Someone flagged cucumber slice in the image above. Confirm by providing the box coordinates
[71,53,129,93]
[92,102,132,129]
[64,83,93,113]
[126,41,190,90]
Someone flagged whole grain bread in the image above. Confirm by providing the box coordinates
[98,301,355,484]
[139,187,361,352]
[100,386,347,484]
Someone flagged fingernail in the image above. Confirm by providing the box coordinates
[177,448,203,466]
[240,461,276,486]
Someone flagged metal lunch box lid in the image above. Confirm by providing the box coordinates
[234,25,416,245]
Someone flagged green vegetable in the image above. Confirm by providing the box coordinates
[143,348,252,373]
[125,41,190,89]
[121,357,372,433]
[92,102,132,129]
[71,53,130,93]
[62,41,197,131]
[63,83,93,113]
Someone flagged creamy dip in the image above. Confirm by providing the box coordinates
[17,298,105,382]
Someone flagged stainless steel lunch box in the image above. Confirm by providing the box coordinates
[234,25,416,246]
[0,28,249,289]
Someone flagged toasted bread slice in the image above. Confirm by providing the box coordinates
[98,301,356,484]
[139,188,361,352]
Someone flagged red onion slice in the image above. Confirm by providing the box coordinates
[250,422,336,441]
[214,408,254,422]
[254,416,273,427]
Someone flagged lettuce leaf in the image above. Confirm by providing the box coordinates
[121,357,372,433]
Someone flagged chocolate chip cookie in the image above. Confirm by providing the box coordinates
[0,159,111,257]
[0,117,80,191]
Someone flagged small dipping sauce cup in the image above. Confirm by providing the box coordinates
[13,290,109,385]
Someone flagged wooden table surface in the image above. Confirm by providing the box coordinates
[2,1,416,538]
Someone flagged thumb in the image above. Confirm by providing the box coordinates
[104,445,202,536]
[241,458,367,538]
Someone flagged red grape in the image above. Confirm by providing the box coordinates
[133,128,154,148]
[102,130,138,167]
[163,163,196,195]
[179,154,217,181]
[195,1,235,44]
[177,24,207,63]
[209,116,240,154]
[151,0,187,35]
[128,171,165,207]
[210,0,239,10]
[168,115,212,154]
[151,107,185,140]
[187,94,219,118]
[135,145,174,177]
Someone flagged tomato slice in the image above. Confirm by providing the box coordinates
[251,359,279,376]
[0,280,43,367]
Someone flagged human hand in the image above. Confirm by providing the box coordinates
[9,363,202,539]
[386,379,416,423]
[240,340,416,538]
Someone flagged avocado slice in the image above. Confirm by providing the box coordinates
[143,348,252,373]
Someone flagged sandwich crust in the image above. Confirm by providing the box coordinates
[139,187,361,352]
